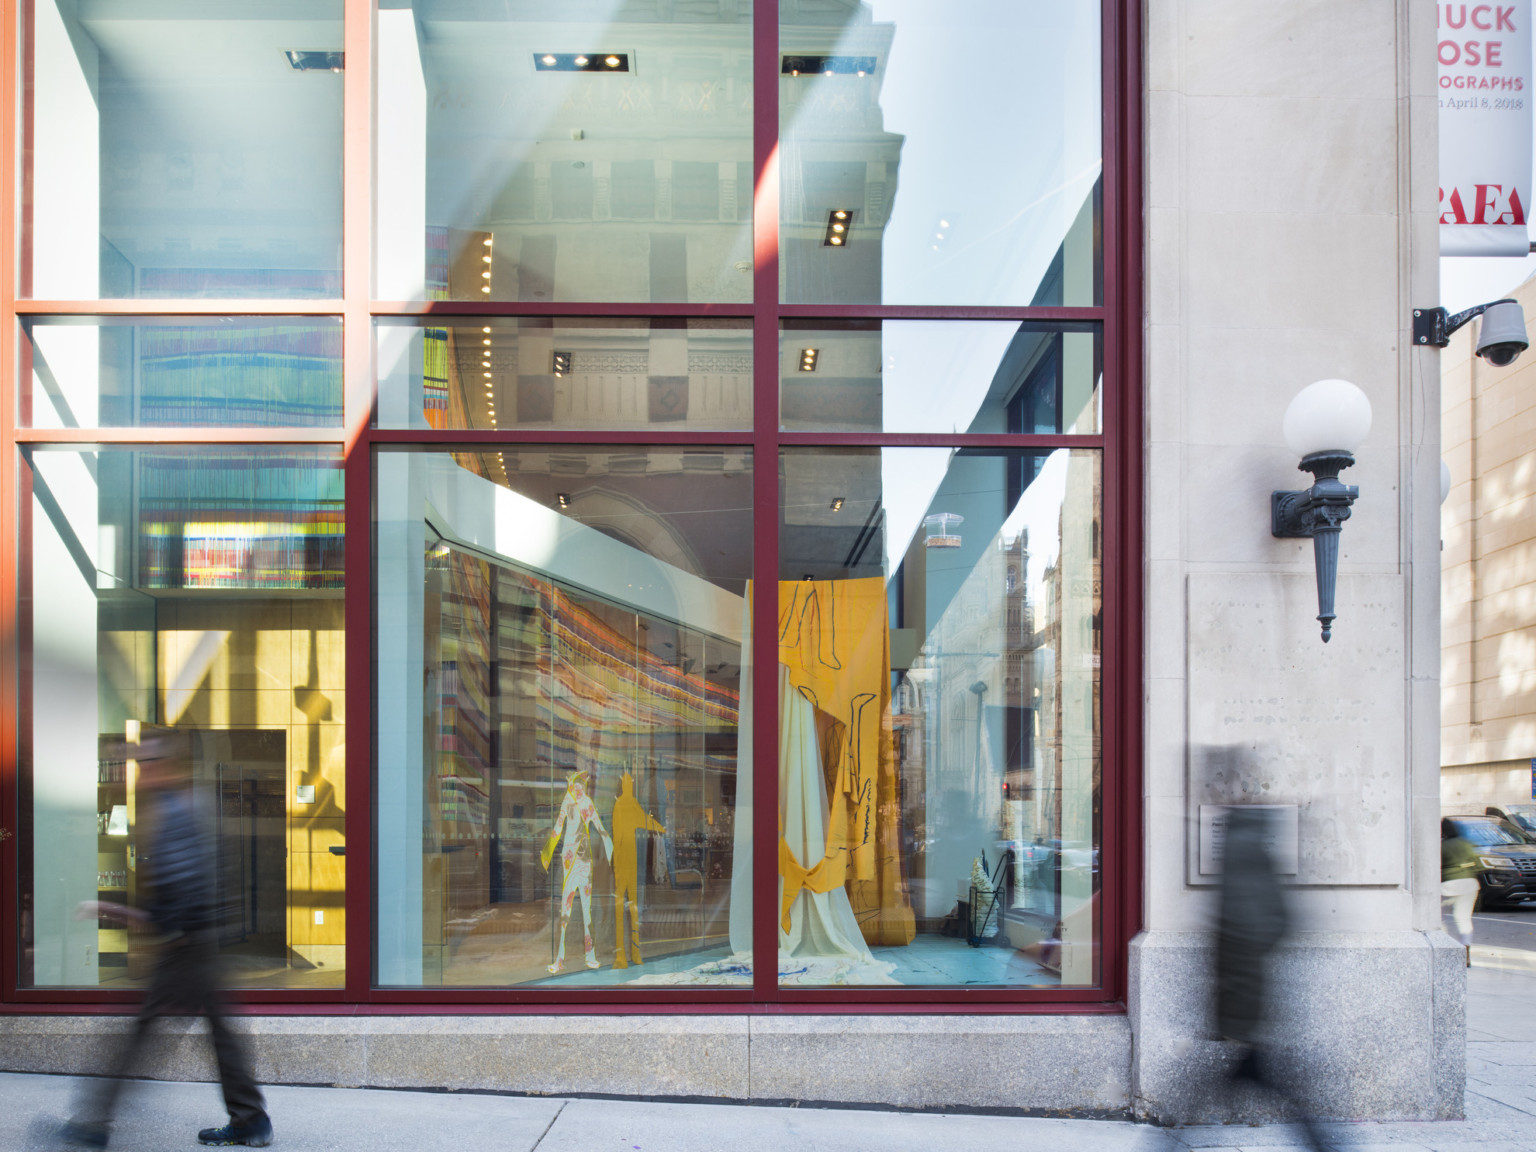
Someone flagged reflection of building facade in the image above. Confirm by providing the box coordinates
[0,0,1454,1128]
[1440,272,1536,813]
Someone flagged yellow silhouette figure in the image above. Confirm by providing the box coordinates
[610,771,666,969]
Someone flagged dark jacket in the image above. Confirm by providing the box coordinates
[140,788,217,935]
[1215,808,1291,1044]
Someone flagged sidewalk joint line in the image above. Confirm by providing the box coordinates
[530,1099,569,1150]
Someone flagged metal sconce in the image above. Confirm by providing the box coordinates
[1271,379,1372,642]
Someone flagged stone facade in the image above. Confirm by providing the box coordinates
[1134,0,1456,1122]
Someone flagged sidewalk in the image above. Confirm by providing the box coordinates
[2,964,1531,1152]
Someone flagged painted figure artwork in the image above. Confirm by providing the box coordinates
[610,771,666,970]
[540,769,613,973]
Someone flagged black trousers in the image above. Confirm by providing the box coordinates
[79,930,265,1127]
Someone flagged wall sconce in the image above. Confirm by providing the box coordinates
[1271,379,1372,643]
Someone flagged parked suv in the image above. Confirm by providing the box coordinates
[1443,815,1536,910]
[1486,804,1536,842]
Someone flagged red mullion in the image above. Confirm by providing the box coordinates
[1087,0,1121,1007]
[359,989,755,1008]
[17,0,30,300]
[367,429,756,448]
[341,0,373,1006]
[370,301,754,319]
[777,305,1105,323]
[1107,0,1144,1003]
[13,429,347,445]
[771,989,1120,1009]
[778,432,1104,450]
[2,0,19,1005]
[14,300,345,316]
[750,0,780,1006]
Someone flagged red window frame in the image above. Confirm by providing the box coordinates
[0,0,1142,1013]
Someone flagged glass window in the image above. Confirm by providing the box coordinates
[375,2,753,303]
[375,446,752,987]
[24,1,344,299]
[21,317,343,428]
[779,0,1101,306]
[19,447,346,989]
[781,320,1100,434]
[777,447,1101,987]
[376,317,751,431]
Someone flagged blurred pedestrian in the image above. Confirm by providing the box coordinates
[1440,824,1482,967]
[1213,806,1324,1152]
[57,731,272,1149]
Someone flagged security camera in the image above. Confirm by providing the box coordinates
[1413,296,1529,366]
[1475,300,1528,367]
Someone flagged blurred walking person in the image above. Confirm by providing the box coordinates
[1441,823,1482,967]
[57,731,273,1149]
[1213,806,1324,1152]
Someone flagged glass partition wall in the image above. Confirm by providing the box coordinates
[6,0,1134,1007]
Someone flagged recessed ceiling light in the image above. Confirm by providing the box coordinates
[286,50,344,72]
[781,55,877,77]
[482,338,491,345]
[535,51,629,73]
[824,209,854,247]
[483,327,492,333]
[483,237,493,246]
[481,287,491,293]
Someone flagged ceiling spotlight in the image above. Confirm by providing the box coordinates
[535,51,629,72]
[483,327,492,333]
[286,50,344,72]
[484,372,492,378]
[481,287,490,293]
[780,55,877,77]
[798,348,819,372]
[482,338,491,345]
[482,271,491,279]
[830,496,845,512]
[483,236,493,247]
[824,209,854,247]
[557,493,571,509]
[482,255,492,264]
[939,218,951,228]
[553,350,573,376]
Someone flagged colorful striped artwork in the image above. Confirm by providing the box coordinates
[137,451,345,589]
[138,324,342,427]
[428,549,740,842]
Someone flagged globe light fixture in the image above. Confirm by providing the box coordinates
[1271,379,1371,642]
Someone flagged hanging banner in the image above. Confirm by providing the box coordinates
[1439,2,1533,256]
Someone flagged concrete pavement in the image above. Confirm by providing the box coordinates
[2,917,1532,1152]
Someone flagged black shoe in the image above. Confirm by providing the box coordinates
[56,1121,109,1149]
[197,1115,273,1147]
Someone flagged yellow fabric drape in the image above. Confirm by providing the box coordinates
[778,579,915,947]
